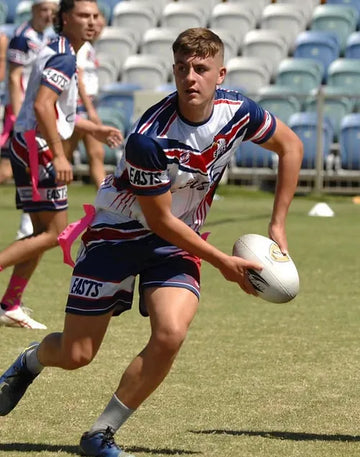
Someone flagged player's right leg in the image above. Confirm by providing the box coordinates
[0,311,113,416]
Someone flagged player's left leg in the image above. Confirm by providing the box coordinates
[116,286,199,409]
[0,210,68,328]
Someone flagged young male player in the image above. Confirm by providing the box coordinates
[0,28,303,456]
[0,0,60,237]
[0,0,123,329]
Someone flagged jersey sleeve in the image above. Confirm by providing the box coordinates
[7,35,29,65]
[41,53,76,95]
[125,133,171,196]
[242,97,276,144]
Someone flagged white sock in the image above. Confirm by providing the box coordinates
[24,345,43,375]
[89,394,135,434]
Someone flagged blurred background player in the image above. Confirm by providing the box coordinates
[0,0,60,240]
[63,11,107,188]
[0,0,123,329]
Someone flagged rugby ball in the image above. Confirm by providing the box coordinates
[232,234,299,303]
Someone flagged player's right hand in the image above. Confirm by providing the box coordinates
[52,155,73,184]
[218,255,263,296]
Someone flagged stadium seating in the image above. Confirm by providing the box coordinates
[0,22,15,38]
[14,0,31,24]
[97,1,111,25]
[288,112,334,169]
[96,82,142,135]
[121,54,170,89]
[227,0,272,25]
[3,0,20,24]
[97,58,120,86]
[294,31,340,83]
[0,1,7,25]
[209,3,256,48]
[327,58,360,105]
[276,0,317,26]
[303,85,355,140]
[256,85,302,124]
[111,2,157,40]
[260,3,306,51]
[345,31,360,58]
[339,113,360,170]
[275,58,324,98]
[224,56,271,95]
[140,27,178,64]
[310,4,359,53]
[95,26,138,76]
[242,29,289,80]
[234,140,276,169]
[209,28,239,64]
[326,0,360,27]
[160,2,207,29]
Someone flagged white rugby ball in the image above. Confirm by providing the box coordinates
[232,233,299,303]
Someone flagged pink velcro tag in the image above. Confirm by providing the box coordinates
[0,113,15,147]
[24,130,41,202]
[58,204,96,268]
[201,231,211,241]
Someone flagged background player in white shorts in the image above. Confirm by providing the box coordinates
[0,27,303,457]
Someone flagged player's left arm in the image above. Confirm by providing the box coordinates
[34,85,73,184]
[77,67,101,124]
[259,118,303,253]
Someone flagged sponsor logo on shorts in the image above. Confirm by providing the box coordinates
[70,277,104,298]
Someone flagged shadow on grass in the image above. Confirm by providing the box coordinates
[190,429,360,442]
[0,442,201,455]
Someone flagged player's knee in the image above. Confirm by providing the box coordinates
[60,348,95,370]
[152,325,188,356]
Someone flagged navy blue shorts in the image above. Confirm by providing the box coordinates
[65,235,202,317]
[10,132,68,213]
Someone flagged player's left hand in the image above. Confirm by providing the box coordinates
[268,222,288,255]
[93,125,123,147]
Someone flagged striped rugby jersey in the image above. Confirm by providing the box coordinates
[15,35,78,140]
[6,22,54,103]
[89,88,276,244]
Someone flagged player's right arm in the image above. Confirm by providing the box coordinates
[8,63,23,117]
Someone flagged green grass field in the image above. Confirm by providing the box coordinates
[1,183,360,457]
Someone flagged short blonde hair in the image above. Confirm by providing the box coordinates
[172,28,224,62]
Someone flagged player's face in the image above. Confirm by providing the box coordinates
[62,1,99,48]
[33,3,58,30]
[173,52,226,123]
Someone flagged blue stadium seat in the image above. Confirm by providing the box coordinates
[326,0,360,27]
[345,31,360,58]
[339,113,360,170]
[3,0,21,24]
[294,31,340,82]
[303,85,355,141]
[235,141,275,168]
[327,58,360,102]
[96,82,142,135]
[256,85,302,124]
[275,58,324,97]
[288,112,334,169]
